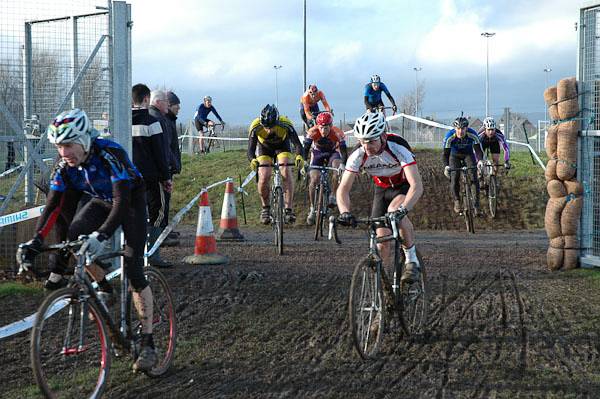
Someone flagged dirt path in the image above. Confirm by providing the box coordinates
[2,226,599,398]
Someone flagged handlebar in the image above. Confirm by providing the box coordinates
[448,166,478,172]
[309,165,341,174]
[257,163,295,168]
[328,213,403,245]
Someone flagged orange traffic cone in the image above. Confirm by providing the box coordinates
[183,191,228,265]
[217,181,244,241]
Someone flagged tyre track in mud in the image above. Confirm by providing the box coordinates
[6,228,600,398]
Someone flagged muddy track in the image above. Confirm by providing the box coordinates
[3,227,600,398]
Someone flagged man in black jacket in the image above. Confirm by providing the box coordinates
[132,84,172,268]
[163,91,182,246]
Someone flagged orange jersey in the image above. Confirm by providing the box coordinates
[306,125,345,152]
[300,90,331,118]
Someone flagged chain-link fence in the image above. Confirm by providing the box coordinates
[0,0,129,275]
[578,3,600,267]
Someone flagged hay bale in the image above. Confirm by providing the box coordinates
[547,247,564,271]
[550,236,565,248]
[544,86,560,121]
[556,120,579,163]
[545,197,567,239]
[545,125,558,159]
[556,159,576,181]
[545,159,558,182]
[563,249,579,270]
[564,179,583,196]
[564,235,578,249]
[557,77,579,120]
[547,179,566,198]
[561,196,583,236]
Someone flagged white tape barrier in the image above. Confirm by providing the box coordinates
[0,205,44,228]
[178,135,248,141]
[506,140,546,170]
[145,177,232,257]
[0,268,120,340]
[0,165,23,178]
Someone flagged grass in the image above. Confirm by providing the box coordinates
[0,281,42,298]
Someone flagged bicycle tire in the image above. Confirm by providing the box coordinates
[128,267,177,378]
[205,132,213,153]
[349,256,385,359]
[313,183,323,241]
[399,251,428,335]
[31,287,111,399]
[272,186,284,255]
[463,176,475,234]
[488,175,497,218]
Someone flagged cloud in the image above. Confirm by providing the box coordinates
[417,0,576,74]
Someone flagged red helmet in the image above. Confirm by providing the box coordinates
[316,112,333,126]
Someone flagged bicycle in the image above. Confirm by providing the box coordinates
[259,162,295,255]
[29,239,176,398]
[329,214,428,359]
[479,157,508,219]
[203,122,225,154]
[309,164,341,241]
[449,165,478,234]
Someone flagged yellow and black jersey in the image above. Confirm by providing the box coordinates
[248,116,295,147]
[247,116,303,160]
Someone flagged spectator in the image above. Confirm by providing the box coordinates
[131,84,172,268]
[164,91,182,246]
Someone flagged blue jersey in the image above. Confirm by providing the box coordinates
[443,128,482,157]
[194,104,223,123]
[50,138,142,202]
[364,82,391,104]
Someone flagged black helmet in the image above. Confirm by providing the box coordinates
[453,116,468,129]
[260,104,279,128]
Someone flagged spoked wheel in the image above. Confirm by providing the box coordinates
[271,186,284,255]
[313,183,324,241]
[488,175,498,218]
[463,179,475,234]
[129,268,177,377]
[348,256,385,359]
[31,287,111,399]
[399,252,428,336]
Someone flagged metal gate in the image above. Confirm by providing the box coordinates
[579,2,600,267]
[0,0,131,274]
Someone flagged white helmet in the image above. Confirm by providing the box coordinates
[204,95,212,102]
[353,111,386,141]
[370,74,381,83]
[47,108,97,152]
[483,117,496,129]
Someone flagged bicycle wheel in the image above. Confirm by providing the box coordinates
[462,178,475,234]
[348,256,385,359]
[313,183,323,241]
[488,175,498,218]
[272,186,284,255]
[31,287,111,399]
[205,133,213,153]
[399,251,428,335]
[128,268,177,377]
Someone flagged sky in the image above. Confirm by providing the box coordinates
[128,0,578,125]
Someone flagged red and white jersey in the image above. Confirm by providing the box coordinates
[346,135,416,188]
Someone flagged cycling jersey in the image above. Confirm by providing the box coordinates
[346,134,415,188]
[247,116,303,160]
[442,127,483,165]
[194,104,223,124]
[300,89,330,118]
[304,125,346,153]
[364,82,393,106]
[477,128,510,162]
[50,138,143,201]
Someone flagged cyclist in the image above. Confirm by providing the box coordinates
[16,109,158,372]
[300,84,332,129]
[248,104,305,225]
[364,74,397,114]
[193,95,225,153]
[477,117,511,173]
[336,111,424,283]
[304,111,348,225]
[443,116,484,215]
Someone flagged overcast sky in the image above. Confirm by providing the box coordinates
[128,0,577,125]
